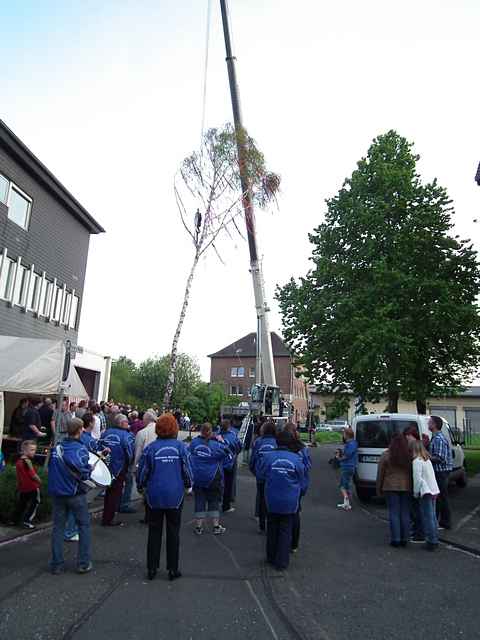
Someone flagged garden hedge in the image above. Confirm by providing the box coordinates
[0,464,52,523]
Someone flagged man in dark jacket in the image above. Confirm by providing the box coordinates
[48,418,92,574]
[22,399,44,441]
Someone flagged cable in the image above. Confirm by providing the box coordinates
[200,0,212,146]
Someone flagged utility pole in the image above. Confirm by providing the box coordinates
[219,0,276,386]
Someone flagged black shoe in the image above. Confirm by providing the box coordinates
[168,570,182,581]
[399,540,408,547]
[148,569,157,580]
[390,541,401,548]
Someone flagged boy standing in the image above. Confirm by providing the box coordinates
[336,427,358,511]
[12,440,41,529]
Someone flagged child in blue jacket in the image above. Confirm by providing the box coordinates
[260,430,307,570]
[336,427,358,511]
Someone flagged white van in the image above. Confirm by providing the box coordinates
[352,413,467,501]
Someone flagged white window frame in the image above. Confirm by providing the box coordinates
[69,291,78,329]
[6,182,32,230]
[0,172,9,204]
[249,367,255,378]
[231,367,238,377]
[237,366,245,378]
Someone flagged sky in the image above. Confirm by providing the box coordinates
[1,0,479,380]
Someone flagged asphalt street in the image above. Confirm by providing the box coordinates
[1,445,479,640]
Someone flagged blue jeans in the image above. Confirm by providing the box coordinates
[419,495,439,545]
[194,485,222,519]
[339,469,354,493]
[51,494,91,569]
[120,472,134,511]
[64,510,78,540]
[385,492,411,543]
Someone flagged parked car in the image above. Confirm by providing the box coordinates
[326,419,349,432]
[316,424,333,432]
[352,413,467,502]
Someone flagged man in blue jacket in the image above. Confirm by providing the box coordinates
[48,418,93,575]
[260,430,306,570]
[99,414,134,526]
[220,419,242,513]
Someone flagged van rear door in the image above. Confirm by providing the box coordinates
[355,416,420,484]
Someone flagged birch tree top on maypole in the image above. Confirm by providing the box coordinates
[163,124,280,409]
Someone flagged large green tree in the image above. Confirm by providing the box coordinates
[109,354,201,408]
[277,130,480,413]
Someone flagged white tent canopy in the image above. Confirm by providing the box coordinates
[0,335,88,398]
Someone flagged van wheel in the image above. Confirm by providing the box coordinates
[456,469,468,488]
[356,486,374,502]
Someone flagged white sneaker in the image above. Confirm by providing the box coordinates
[213,525,226,535]
[337,503,351,510]
[65,534,79,542]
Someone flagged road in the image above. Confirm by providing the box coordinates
[1,445,479,640]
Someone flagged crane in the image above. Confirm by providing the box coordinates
[219,0,287,431]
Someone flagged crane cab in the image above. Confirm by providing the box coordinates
[250,383,281,417]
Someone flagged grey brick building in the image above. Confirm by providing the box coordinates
[0,119,104,343]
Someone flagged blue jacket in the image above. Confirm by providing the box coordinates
[137,438,192,509]
[339,440,358,471]
[249,435,277,481]
[189,436,231,488]
[80,431,101,454]
[48,437,91,497]
[221,429,242,471]
[261,447,306,514]
[298,446,311,495]
[99,427,134,477]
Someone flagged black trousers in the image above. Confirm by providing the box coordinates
[435,471,452,528]
[147,504,183,572]
[256,482,267,531]
[222,468,235,512]
[12,490,40,524]
[266,513,294,570]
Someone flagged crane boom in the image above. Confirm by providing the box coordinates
[219,0,276,387]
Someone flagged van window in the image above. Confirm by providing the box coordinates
[356,419,419,448]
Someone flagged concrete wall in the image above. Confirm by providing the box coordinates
[310,391,480,428]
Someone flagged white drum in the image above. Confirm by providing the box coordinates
[88,452,112,488]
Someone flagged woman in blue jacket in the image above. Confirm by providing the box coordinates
[284,422,311,552]
[220,419,242,513]
[260,430,307,571]
[249,420,277,533]
[136,414,191,581]
[189,422,231,535]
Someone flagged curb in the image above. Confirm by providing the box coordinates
[0,497,143,548]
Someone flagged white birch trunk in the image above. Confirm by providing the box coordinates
[163,250,200,409]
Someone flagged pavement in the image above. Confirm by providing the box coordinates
[1,444,480,640]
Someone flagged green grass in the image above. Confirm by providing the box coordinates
[464,434,480,449]
[300,431,343,445]
[464,449,480,477]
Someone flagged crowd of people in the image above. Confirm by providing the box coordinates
[7,398,311,579]
[6,397,455,579]
[333,415,453,552]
